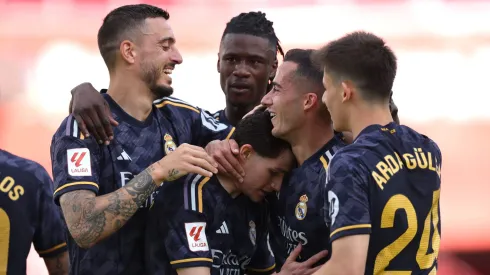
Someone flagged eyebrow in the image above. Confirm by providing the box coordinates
[158,37,175,44]
[271,82,282,89]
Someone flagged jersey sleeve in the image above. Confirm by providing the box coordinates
[32,164,68,258]
[162,209,213,269]
[151,176,214,270]
[51,116,102,204]
[325,152,372,242]
[246,233,276,274]
[155,97,235,146]
[192,108,235,146]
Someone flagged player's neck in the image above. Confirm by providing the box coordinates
[288,119,334,165]
[224,104,255,127]
[107,74,153,122]
[350,104,393,140]
[216,173,241,198]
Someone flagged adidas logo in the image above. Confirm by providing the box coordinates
[117,150,132,161]
[216,221,229,234]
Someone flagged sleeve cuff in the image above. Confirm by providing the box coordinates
[53,181,99,205]
[37,242,68,258]
[170,258,213,269]
[247,263,276,274]
[330,224,371,242]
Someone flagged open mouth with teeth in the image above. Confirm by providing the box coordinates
[163,68,173,76]
[269,112,276,120]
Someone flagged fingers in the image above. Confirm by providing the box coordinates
[73,114,90,138]
[187,153,219,175]
[94,105,112,145]
[285,244,302,263]
[206,141,243,182]
[187,165,214,178]
[86,108,107,145]
[303,250,328,267]
[228,139,240,155]
[220,148,244,182]
[105,103,119,127]
[242,104,264,119]
[180,144,218,171]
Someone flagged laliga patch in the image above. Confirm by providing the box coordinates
[185,222,209,252]
[67,148,92,177]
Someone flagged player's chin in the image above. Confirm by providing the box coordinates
[250,190,266,202]
[271,124,285,138]
[151,81,173,96]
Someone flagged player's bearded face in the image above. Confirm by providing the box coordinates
[238,148,294,202]
[140,57,174,100]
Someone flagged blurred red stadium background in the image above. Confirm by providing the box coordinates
[1,0,489,274]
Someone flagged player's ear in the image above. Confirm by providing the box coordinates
[120,40,136,65]
[341,81,354,103]
[303,93,318,111]
[239,144,254,162]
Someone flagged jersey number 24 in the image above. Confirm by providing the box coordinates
[374,189,440,274]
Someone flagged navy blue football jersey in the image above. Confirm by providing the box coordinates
[0,149,67,275]
[324,123,442,274]
[268,136,344,270]
[145,174,235,275]
[51,93,233,275]
[222,195,275,275]
[212,109,230,126]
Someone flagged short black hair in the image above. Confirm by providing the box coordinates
[284,49,323,89]
[314,31,397,101]
[222,11,284,60]
[233,108,290,158]
[97,4,170,70]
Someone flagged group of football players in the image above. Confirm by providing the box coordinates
[0,3,442,275]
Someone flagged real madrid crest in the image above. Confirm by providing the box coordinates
[295,194,308,220]
[249,220,257,246]
[164,134,177,155]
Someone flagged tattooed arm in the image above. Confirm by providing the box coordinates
[59,143,218,249]
[59,165,160,249]
[44,251,69,275]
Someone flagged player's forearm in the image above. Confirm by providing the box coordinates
[176,267,211,275]
[60,165,160,248]
[44,251,69,275]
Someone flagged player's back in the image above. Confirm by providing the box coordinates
[0,149,67,274]
[336,123,441,274]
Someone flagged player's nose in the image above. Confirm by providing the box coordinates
[270,181,281,192]
[261,92,272,106]
[170,48,183,65]
[232,62,251,78]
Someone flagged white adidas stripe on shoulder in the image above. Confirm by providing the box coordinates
[154,96,198,108]
[325,150,334,161]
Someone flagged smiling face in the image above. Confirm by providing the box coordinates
[136,18,183,99]
[218,33,276,109]
[261,61,305,140]
[321,71,350,132]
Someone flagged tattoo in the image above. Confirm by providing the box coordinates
[59,167,157,248]
[167,168,180,181]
